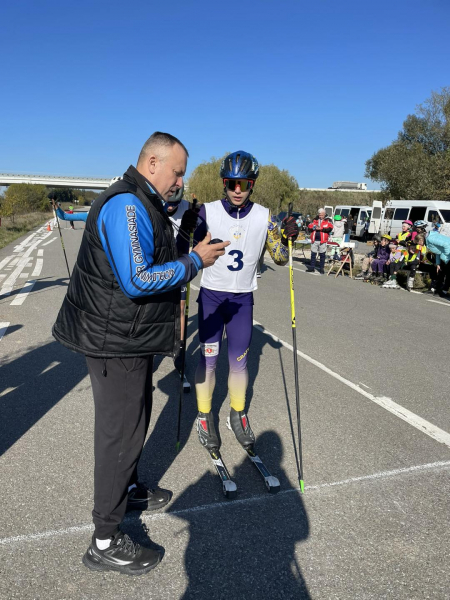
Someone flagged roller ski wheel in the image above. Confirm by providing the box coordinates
[208,449,237,499]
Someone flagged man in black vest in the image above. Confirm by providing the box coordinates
[53,132,229,576]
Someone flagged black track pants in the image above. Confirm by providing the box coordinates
[86,356,153,539]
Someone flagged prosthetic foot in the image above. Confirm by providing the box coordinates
[227,408,256,450]
[196,412,220,451]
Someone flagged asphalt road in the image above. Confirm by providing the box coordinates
[1,223,450,600]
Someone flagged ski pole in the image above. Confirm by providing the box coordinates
[287,202,304,492]
[50,196,71,278]
[176,195,198,452]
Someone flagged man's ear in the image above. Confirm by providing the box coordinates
[147,154,158,175]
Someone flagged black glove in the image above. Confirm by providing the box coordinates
[281,216,299,246]
[180,204,201,234]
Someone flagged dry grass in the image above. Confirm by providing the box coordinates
[0,211,52,249]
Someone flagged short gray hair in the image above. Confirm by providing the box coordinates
[318,207,326,214]
[137,131,189,164]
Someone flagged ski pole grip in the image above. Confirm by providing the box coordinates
[288,203,293,218]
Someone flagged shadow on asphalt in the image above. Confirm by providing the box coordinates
[169,431,311,599]
[137,316,311,597]
[0,277,69,304]
[0,340,87,456]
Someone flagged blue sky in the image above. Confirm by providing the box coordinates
[1,0,449,189]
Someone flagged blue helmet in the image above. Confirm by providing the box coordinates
[414,220,428,229]
[220,151,259,180]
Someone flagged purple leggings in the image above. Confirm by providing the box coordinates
[371,259,387,274]
[195,298,253,413]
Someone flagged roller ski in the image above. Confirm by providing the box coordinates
[197,412,237,499]
[226,408,280,494]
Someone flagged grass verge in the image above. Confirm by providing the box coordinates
[0,212,52,250]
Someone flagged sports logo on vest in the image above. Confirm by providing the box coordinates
[229,225,245,241]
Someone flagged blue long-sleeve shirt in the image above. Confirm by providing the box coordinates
[97,193,203,299]
[56,207,88,222]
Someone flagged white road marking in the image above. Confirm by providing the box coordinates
[0,234,50,296]
[359,382,370,389]
[32,258,43,277]
[0,256,13,270]
[427,299,450,307]
[10,280,36,306]
[9,257,20,267]
[0,387,19,398]
[42,238,56,246]
[40,361,60,375]
[0,322,10,341]
[18,273,29,279]
[253,320,450,448]
[37,249,44,257]
[1,459,449,547]
[0,274,6,282]
[14,231,39,253]
[191,283,200,291]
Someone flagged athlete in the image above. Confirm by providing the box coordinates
[191,151,299,454]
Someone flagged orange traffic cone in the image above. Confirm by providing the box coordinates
[47,222,52,231]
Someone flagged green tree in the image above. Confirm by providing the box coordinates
[2,184,48,222]
[252,164,298,213]
[187,156,225,203]
[365,87,450,200]
[187,156,299,213]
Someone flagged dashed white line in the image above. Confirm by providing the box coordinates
[37,249,44,257]
[10,280,36,306]
[32,258,43,277]
[0,256,13,270]
[0,234,50,296]
[0,386,19,398]
[1,459,449,547]
[0,322,10,341]
[253,320,450,448]
[40,361,60,375]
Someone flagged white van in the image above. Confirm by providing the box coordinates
[334,205,372,237]
[380,200,450,237]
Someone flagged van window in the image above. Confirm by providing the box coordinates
[428,210,441,224]
[335,208,341,216]
[394,208,409,221]
[409,207,426,222]
[384,208,394,220]
[440,210,450,223]
[360,211,367,222]
[341,208,349,217]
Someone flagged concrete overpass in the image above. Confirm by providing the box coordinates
[0,173,111,190]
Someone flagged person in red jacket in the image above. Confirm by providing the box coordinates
[306,208,333,274]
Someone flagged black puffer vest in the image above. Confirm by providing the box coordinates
[52,166,181,357]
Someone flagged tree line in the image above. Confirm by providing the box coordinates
[0,185,99,223]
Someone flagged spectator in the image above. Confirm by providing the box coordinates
[345,214,354,242]
[424,226,450,297]
[382,242,407,289]
[396,219,414,245]
[306,208,333,274]
[361,216,370,242]
[369,234,391,282]
[355,234,381,279]
[329,214,345,261]
[66,205,75,230]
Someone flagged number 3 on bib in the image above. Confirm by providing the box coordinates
[227,250,244,271]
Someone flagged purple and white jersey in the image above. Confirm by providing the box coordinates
[200,200,269,293]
